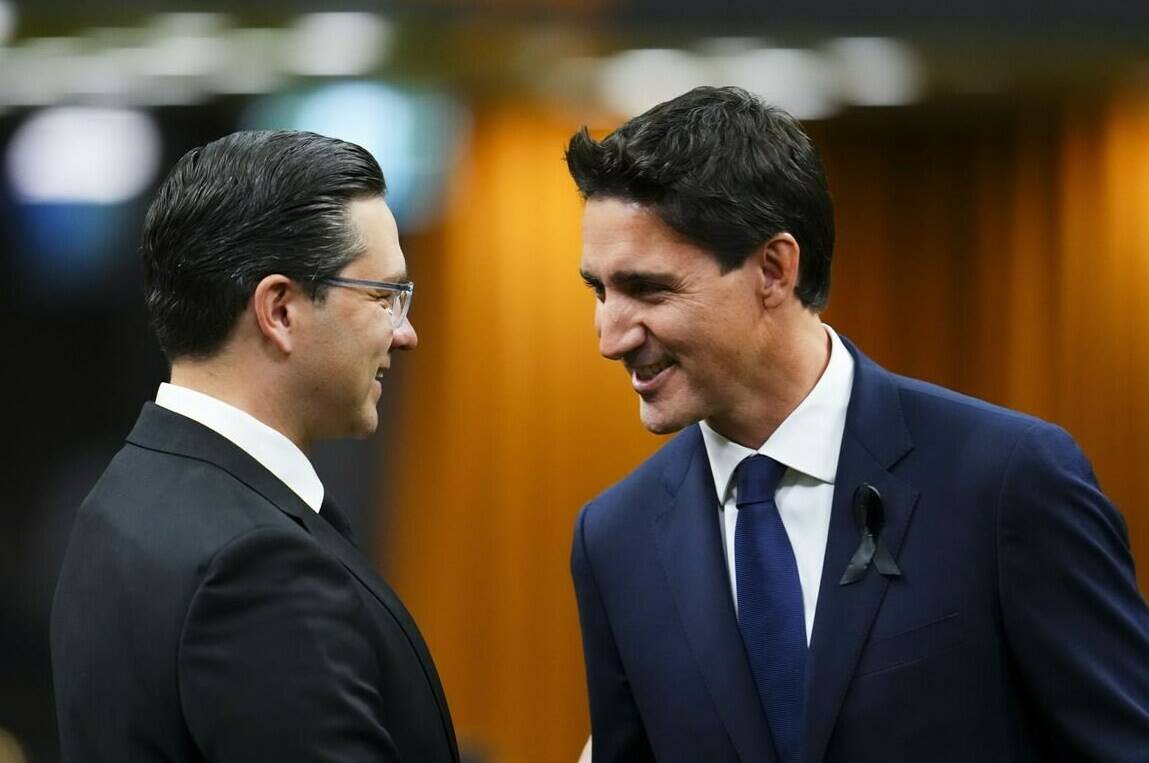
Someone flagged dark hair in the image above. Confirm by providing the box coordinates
[565,86,834,310]
[141,130,386,360]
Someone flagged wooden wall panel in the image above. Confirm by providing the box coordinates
[382,104,662,763]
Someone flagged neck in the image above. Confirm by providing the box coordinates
[169,357,311,452]
[705,313,830,449]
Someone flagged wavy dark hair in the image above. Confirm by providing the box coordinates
[141,130,386,360]
[565,86,834,309]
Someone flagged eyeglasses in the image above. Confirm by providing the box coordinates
[319,276,414,328]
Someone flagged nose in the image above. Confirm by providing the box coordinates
[391,317,418,350]
[596,298,644,361]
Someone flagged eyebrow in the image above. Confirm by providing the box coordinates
[581,269,679,290]
[612,270,677,288]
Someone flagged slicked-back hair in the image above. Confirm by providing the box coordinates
[141,130,386,360]
[565,86,834,310]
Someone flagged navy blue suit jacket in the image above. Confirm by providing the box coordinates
[572,339,1149,762]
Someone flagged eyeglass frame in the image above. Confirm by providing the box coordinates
[317,276,415,328]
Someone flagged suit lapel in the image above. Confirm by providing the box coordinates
[127,404,459,760]
[652,428,778,763]
[295,505,460,761]
[801,342,919,763]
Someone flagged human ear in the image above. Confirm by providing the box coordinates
[757,233,800,309]
[251,274,300,354]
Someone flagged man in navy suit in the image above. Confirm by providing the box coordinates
[566,86,1149,761]
[52,131,458,761]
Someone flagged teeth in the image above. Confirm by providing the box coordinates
[634,359,673,381]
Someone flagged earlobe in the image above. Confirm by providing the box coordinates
[759,233,800,308]
[252,275,298,354]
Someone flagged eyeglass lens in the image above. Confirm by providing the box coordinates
[390,289,411,327]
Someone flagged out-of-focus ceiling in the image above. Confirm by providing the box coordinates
[12,0,1149,36]
[3,0,1149,122]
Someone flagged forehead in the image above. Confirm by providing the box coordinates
[345,196,406,279]
[580,198,710,276]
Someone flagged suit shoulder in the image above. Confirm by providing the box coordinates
[844,350,1088,489]
[578,427,701,533]
[73,441,309,570]
[891,372,1060,440]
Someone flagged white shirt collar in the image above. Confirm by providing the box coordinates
[700,324,855,502]
[154,382,325,512]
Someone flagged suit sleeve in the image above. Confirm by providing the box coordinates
[178,526,398,762]
[571,504,656,763]
[998,423,1149,759]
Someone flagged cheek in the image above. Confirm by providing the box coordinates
[357,309,391,346]
[379,320,396,347]
[685,316,750,374]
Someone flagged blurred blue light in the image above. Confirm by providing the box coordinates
[243,81,466,231]
[3,107,158,304]
[10,201,135,302]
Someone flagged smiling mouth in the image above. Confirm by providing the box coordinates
[628,358,676,396]
[632,359,674,382]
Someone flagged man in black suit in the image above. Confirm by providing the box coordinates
[51,130,458,761]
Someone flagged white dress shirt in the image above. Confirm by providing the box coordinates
[700,324,855,644]
[155,382,325,513]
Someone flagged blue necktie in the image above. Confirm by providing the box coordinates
[735,455,806,763]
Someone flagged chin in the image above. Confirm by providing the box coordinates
[355,413,380,438]
[639,401,693,435]
[334,409,378,440]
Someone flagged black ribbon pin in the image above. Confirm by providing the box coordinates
[839,484,902,585]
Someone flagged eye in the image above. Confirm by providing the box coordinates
[582,277,605,302]
[627,280,670,301]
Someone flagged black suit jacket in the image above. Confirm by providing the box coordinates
[51,403,459,762]
[572,339,1149,762]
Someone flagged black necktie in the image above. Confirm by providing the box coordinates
[319,497,358,547]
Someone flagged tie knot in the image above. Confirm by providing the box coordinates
[736,455,787,507]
